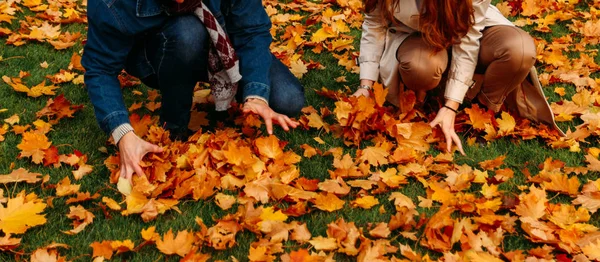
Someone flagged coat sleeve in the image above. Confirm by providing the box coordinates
[444,0,491,103]
[359,6,387,82]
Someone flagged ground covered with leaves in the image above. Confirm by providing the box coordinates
[1,0,600,261]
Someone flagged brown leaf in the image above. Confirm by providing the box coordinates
[0,168,41,184]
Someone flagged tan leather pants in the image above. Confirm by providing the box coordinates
[396,25,536,111]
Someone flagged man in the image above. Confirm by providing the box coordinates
[82,0,305,182]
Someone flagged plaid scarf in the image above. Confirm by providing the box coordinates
[193,3,241,111]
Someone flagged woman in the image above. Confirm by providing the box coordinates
[353,0,563,154]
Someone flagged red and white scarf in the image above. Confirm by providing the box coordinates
[194,3,241,111]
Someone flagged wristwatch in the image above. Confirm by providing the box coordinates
[358,85,372,90]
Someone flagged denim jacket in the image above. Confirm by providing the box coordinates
[82,0,273,135]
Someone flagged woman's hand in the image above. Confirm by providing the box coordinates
[243,98,299,135]
[429,101,466,155]
[118,132,163,183]
[352,79,375,97]
[352,88,370,97]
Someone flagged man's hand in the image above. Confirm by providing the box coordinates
[429,100,466,155]
[243,98,298,135]
[118,132,163,183]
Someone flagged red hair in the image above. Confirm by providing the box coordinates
[364,0,475,53]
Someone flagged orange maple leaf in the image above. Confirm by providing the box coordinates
[255,135,284,159]
[313,193,345,212]
[465,104,494,130]
[63,205,95,235]
[358,146,389,166]
[17,131,51,164]
[156,229,195,257]
[90,241,113,259]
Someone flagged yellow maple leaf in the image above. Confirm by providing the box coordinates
[310,26,336,43]
[352,195,379,209]
[141,226,159,241]
[0,194,47,234]
[101,197,121,211]
[496,112,516,135]
[259,206,288,222]
[313,193,345,212]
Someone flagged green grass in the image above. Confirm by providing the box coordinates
[1,1,599,261]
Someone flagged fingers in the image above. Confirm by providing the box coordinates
[429,117,440,128]
[144,142,163,154]
[277,115,290,132]
[451,132,466,155]
[120,165,133,183]
[265,117,273,135]
[133,163,145,180]
[444,130,453,153]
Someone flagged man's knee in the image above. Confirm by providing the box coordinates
[166,16,209,66]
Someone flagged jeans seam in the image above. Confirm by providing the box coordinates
[143,41,156,75]
[156,32,168,81]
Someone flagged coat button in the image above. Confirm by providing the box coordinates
[389,28,396,33]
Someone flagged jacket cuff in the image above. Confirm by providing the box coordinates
[359,61,380,82]
[102,110,130,135]
[244,95,269,105]
[444,78,474,104]
[242,82,270,103]
[111,123,134,145]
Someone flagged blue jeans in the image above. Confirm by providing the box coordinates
[124,15,305,132]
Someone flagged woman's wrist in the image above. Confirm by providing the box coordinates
[444,100,460,111]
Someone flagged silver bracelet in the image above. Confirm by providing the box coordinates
[358,85,372,90]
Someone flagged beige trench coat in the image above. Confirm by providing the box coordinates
[359,0,564,135]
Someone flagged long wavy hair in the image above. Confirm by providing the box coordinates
[364,0,475,53]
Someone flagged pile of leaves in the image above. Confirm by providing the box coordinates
[2,0,600,260]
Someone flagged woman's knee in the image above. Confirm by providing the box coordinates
[398,51,447,90]
[495,29,537,70]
